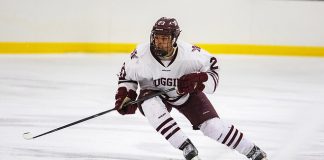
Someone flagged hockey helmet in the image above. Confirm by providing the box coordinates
[150,17,181,57]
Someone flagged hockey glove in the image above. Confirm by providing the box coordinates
[115,87,138,115]
[177,72,208,95]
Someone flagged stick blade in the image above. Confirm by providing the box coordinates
[23,132,33,140]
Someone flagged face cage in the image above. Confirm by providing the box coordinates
[150,32,177,58]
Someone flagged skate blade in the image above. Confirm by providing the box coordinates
[191,156,201,160]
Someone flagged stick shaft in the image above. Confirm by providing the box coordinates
[125,87,175,105]
[27,87,175,139]
[32,108,115,139]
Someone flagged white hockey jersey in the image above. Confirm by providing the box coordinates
[117,41,219,106]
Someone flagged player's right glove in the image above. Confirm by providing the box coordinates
[114,87,138,115]
[177,72,208,95]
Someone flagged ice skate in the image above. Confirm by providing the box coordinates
[246,145,267,160]
[180,139,201,160]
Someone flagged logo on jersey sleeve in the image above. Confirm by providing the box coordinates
[118,62,126,80]
[192,45,201,52]
[130,49,138,59]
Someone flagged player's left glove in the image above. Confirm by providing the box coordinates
[177,72,208,95]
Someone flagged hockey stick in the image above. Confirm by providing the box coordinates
[23,87,176,140]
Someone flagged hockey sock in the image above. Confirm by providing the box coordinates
[199,117,254,155]
[141,97,188,149]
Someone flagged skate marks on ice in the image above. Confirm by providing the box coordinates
[270,104,324,160]
[2,115,184,160]
[1,55,324,160]
[9,147,183,160]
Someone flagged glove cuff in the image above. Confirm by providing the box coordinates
[197,72,208,82]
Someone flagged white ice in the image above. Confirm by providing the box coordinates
[0,54,323,160]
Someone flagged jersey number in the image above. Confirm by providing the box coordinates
[210,57,218,70]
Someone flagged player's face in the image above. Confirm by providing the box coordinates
[154,34,173,53]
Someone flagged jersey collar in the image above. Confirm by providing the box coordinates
[150,47,178,67]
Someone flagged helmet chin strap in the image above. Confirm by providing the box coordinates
[158,46,177,60]
[155,48,169,57]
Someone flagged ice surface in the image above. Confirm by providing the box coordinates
[0,54,323,160]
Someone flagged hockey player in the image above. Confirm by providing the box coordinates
[114,17,268,160]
